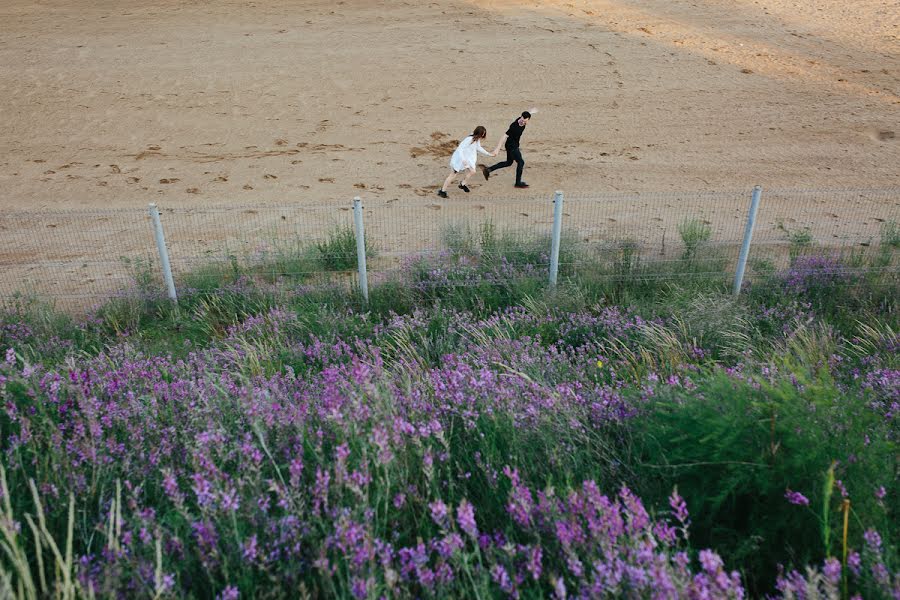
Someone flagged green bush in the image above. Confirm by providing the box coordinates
[631,366,897,595]
[315,224,375,271]
[678,218,713,261]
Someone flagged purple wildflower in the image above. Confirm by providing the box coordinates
[864,529,882,551]
[785,489,810,506]
[429,500,449,529]
[456,500,477,537]
[822,557,841,585]
[216,586,239,600]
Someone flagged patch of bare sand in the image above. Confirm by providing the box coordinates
[0,0,898,306]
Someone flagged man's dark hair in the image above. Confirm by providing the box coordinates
[521,111,532,120]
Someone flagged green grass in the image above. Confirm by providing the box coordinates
[314,223,375,272]
[1,230,898,598]
[678,217,713,261]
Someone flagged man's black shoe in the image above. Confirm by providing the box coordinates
[481,165,490,180]
[514,182,529,188]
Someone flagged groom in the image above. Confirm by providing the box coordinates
[483,108,537,188]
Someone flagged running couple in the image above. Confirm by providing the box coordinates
[437,108,537,198]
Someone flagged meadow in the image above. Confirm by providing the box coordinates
[1,223,897,599]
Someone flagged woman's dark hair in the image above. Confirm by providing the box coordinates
[472,126,487,139]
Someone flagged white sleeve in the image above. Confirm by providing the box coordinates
[475,141,491,156]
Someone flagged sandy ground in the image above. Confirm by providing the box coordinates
[0,0,898,308]
[1,0,898,208]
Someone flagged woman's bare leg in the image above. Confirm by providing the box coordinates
[440,170,457,192]
[460,167,476,186]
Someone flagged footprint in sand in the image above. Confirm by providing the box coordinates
[243,184,254,190]
[354,183,367,189]
[398,183,412,189]
[275,139,288,146]
[213,175,228,182]
[263,174,278,179]
[319,177,334,183]
[159,178,179,184]
[875,130,895,141]
[427,204,442,210]
[126,177,140,184]
[186,188,200,194]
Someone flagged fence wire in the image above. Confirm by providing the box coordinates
[1,188,897,312]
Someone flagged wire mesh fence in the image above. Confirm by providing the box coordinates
[1,188,898,313]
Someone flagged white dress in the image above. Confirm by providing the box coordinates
[449,135,491,172]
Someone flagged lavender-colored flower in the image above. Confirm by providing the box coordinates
[669,488,690,525]
[429,500,449,529]
[491,564,514,594]
[351,577,367,600]
[526,545,543,580]
[871,562,889,585]
[822,557,841,585]
[847,551,861,576]
[242,535,258,562]
[699,549,724,574]
[863,529,882,551]
[191,473,216,508]
[456,500,477,537]
[216,586,239,600]
[552,576,567,600]
[220,487,240,512]
[834,479,848,499]
[875,486,886,500]
[784,489,810,506]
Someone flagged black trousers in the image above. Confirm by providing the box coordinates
[488,146,525,184]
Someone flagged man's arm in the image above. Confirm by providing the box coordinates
[491,134,508,155]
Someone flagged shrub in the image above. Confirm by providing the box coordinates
[678,218,712,261]
[315,224,375,271]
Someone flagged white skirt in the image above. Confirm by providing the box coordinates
[449,136,485,172]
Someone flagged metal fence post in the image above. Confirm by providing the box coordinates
[353,197,369,303]
[733,185,762,296]
[148,203,177,302]
[549,191,564,288]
